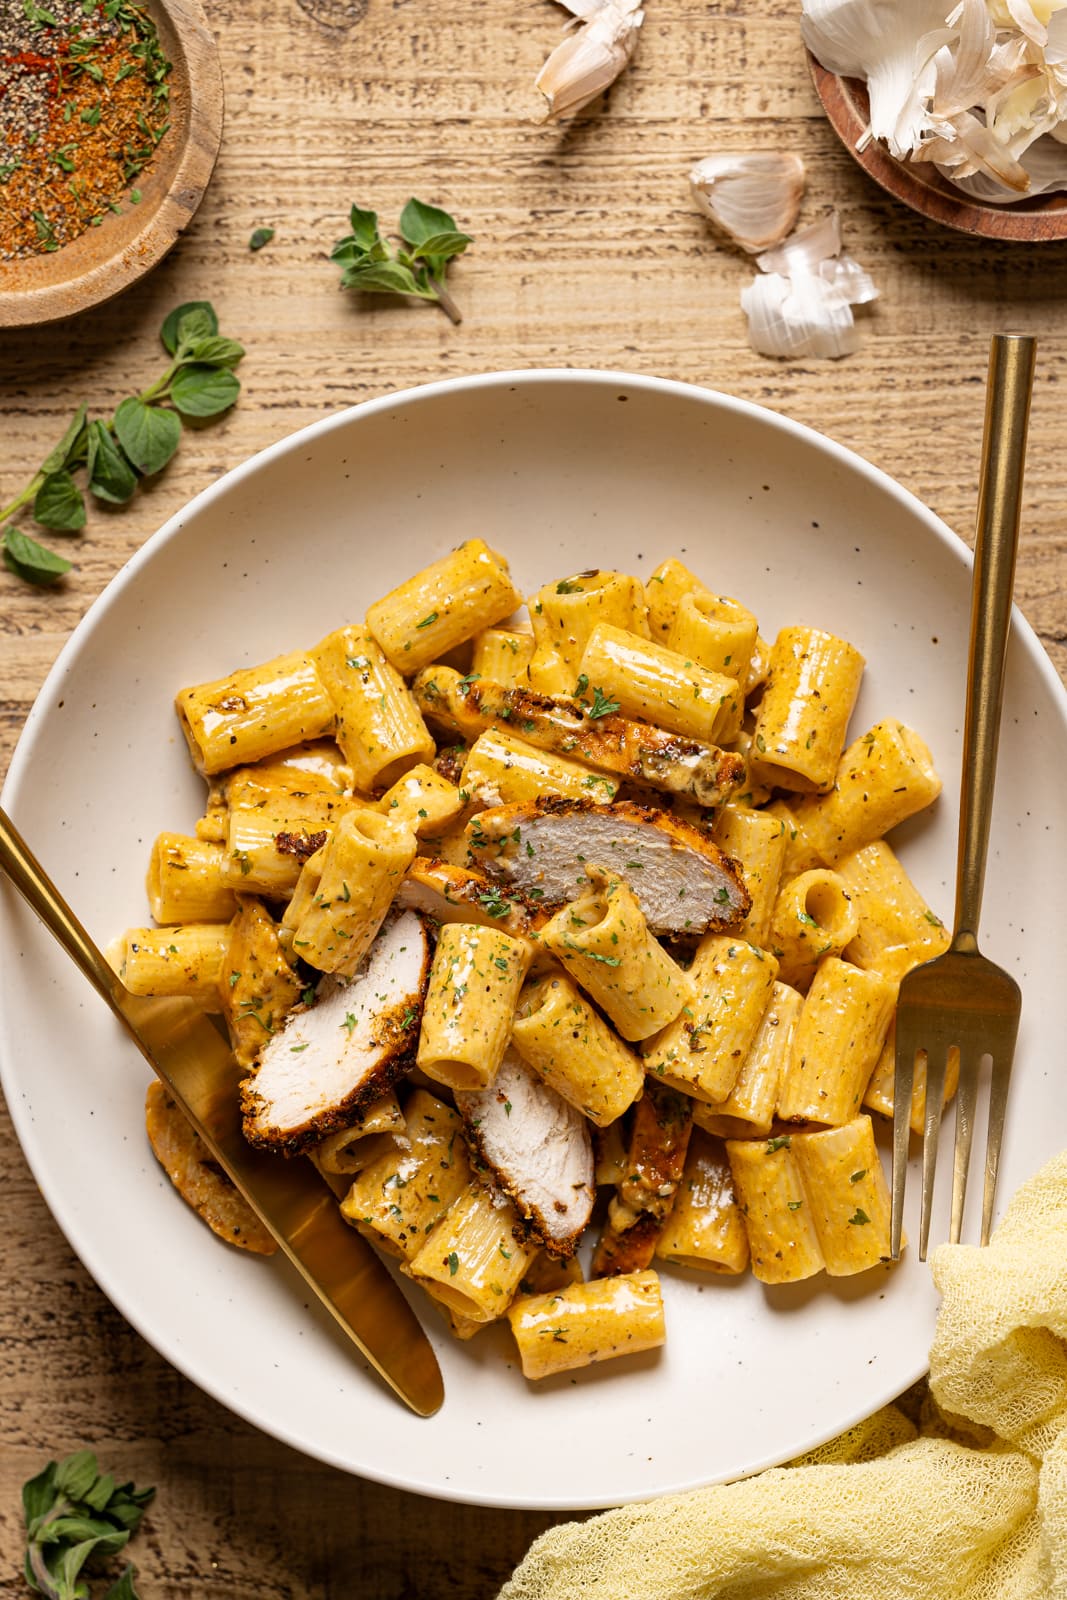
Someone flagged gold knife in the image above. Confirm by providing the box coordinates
[0,805,444,1418]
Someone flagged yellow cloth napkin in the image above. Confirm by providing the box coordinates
[500,1150,1067,1600]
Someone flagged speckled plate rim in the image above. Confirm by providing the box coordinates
[3,368,1067,1510]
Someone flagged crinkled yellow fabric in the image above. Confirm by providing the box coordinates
[500,1151,1067,1600]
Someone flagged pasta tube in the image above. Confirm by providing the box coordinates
[120,923,230,1003]
[577,623,742,745]
[777,957,896,1126]
[176,651,336,775]
[654,1130,750,1275]
[725,1134,825,1284]
[667,591,758,686]
[710,803,789,946]
[340,1089,471,1261]
[417,923,532,1090]
[507,1271,665,1380]
[470,625,535,688]
[225,766,351,897]
[836,840,951,982]
[407,1182,536,1321]
[767,868,860,989]
[695,980,802,1139]
[147,832,237,925]
[762,799,824,878]
[219,899,302,1070]
[511,971,644,1126]
[863,1020,960,1136]
[366,539,521,673]
[749,626,865,793]
[461,727,618,808]
[527,570,650,695]
[311,1093,406,1177]
[290,808,416,976]
[376,763,465,838]
[791,1116,894,1274]
[790,720,943,865]
[313,626,435,792]
[645,556,710,640]
[539,871,694,1042]
[643,935,779,1103]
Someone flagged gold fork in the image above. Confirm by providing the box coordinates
[891,332,1035,1263]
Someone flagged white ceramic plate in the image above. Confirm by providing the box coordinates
[3,371,1066,1511]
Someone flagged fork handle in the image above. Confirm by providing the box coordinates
[954,334,1036,947]
[0,805,123,1017]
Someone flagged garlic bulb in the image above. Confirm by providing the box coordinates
[740,212,878,361]
[536,0,643,120]
[803,0,1067,199]
[689,153,806,252]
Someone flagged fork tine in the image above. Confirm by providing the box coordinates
[981,1022,1020,1245]
[890,1021,918,1260]
[920,1045,950,1261]
[949,1044,977,1244]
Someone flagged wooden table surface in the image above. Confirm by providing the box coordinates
[2,1,1066,1593]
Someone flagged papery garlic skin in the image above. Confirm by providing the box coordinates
[803,0,1067,199]
[536,0,643,120]
[689,153,806,252]
[740,212,878,362]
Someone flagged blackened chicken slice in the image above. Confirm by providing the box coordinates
[456,1047,595,1257]
[467,797,750,935]
[240,909,429,1154]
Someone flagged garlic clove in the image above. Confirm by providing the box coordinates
[536,0,643,120]
[817,253,880,304]
[802,0,951,157]
[740,272,861,361]
[689,153,806,252]
[756,211,842,277]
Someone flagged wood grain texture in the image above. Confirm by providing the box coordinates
[1,0,1066,1591]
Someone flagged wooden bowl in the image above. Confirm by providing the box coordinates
[810,54,1067,243]
[0,0,223,328]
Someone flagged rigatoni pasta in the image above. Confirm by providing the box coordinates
[123,538,952,1380]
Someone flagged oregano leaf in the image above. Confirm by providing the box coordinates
[33,471,86,532]
[113,399,181,475]
[170,365,240,418]
[160,300,217,355]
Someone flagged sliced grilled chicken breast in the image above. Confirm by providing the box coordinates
[456,1048,595,1257]
[411,669,746,807]
[241,909,430,1153]
[466,798,750,936]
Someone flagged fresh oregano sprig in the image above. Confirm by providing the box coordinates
[22,1449,155,1600]
[0,301,245,588]
[331,197,472,325]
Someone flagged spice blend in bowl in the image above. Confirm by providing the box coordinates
[0,0,222,328]
[0,0,171,262]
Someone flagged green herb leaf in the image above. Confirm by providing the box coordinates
[103,1564,143,1600]
[249,227,275,252]
[3,526,72,585]
[180,335,245,370]
[161,300,217,355]
[40,403,88,474]
[86,422,138,504]
[399,197,460,248]
[113,398,181,475]
[341,259,426,298]
[849,1208,871,1226]
[587,686,620,719]
[347,204,382,251]
[34,471,86,532]
[170,365,241,418]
